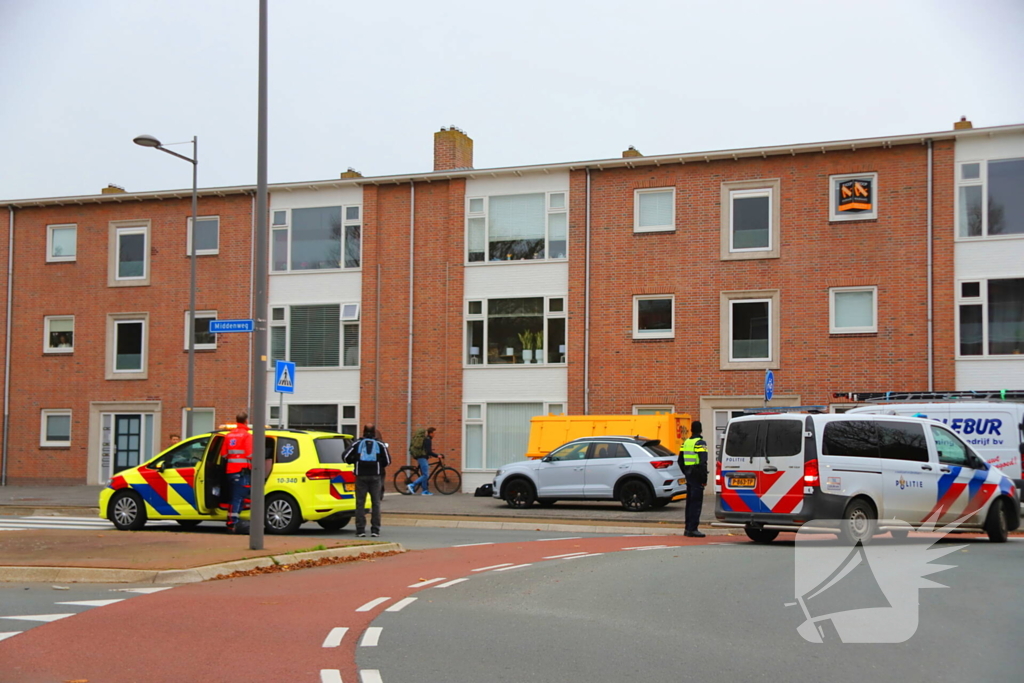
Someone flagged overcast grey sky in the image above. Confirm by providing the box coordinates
[1,0,1022,200]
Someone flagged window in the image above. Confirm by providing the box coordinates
[829,173,878,221]
[633,295,674,339]
[189,408,215,436]
[41,410,71,447]
[720,290,780,370]
[44,316,74,353]
[288,404,338,432]
[464,402,544,470]
[47,224,76,262]
[466,192,568,262]
[822,421,879,458]
[549,442,589,461]
[108,221,151,286]
[270,304,359,368]
[957,158,1024,238]
[187,216,220,255]
[958,278,1024,356]
[634,405,674,415]
[184,311,217,350]
[341,405,358,438]
[830,286,877,334]
[765,421,803,456]
[634,188,674,233]
[465,297,566,365]
[721,179,780,260]
[877,421,928,463]
[162,437,210,469]
[271,206,361,272]
[931,425,971,466]
[106,313,148,379]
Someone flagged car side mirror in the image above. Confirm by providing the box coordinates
[541,455,553,463]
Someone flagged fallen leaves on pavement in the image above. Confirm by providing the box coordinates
[211,550,402,580]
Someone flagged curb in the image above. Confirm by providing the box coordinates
[0,542,404,584]
[391,517,714,535]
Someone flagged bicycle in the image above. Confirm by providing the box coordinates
[394,453,462,495]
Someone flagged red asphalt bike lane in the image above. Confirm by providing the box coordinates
[0,534,740,682]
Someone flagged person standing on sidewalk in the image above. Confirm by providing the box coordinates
[222,412,253,534]
[679,420,708,538]
[409,427,437,496]
[344,424,391,537]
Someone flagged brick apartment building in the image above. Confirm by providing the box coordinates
[2,121,1022,487]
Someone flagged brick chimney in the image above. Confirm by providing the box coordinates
[101,184,126,194]
[954,116,973,130]
[433,126,473,171]
[622,146,642,158]
[340,168,363,179]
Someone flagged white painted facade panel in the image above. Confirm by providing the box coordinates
[464,261,568,298]
[269,271,362,306]
[955,240,1024,280]
[955,360,1024,390]
[463,367,567,403]
[270,186,362,209]
[465,171,570,198]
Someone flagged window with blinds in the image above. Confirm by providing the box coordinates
[635,188,675,232]
[290,304,340,367]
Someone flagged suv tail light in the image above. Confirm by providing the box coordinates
[650,460,674,469]
[306,468,344,480]
[803,459,820,487]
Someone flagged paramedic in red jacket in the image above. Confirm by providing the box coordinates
[221,412,254,533]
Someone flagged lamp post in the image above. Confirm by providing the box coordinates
[133,134,199,439]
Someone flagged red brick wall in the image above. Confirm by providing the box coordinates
[5,194,254,484]
[569,143,955,416]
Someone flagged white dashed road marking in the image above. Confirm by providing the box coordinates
[0,632,22,642]
[453,542,494,547]
[493,563,532,572]
[435,578,469,588]
[561,553,604,560]
[543,552,590,559]
[361,627,383,647]
[623,545,670,551]
[56,599,125,608]
[408,578,445,588]
[360,670,384,683]
[320,670,343,683]
[355,597,391,612]
[535,537,581,542]
[110,587,174,594]
[322,627,348,648]
[471,563,513,572]
[385,597,416,612]
[0,613,75,623]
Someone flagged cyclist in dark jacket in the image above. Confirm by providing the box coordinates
[410,427,437,495]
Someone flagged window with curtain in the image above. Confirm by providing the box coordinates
[466,192,567,262]
[635,189,674,232]
[485,403,544,469]
[465,296,566,366]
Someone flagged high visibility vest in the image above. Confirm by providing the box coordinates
[680,437,706,467]
[222,425,253,474]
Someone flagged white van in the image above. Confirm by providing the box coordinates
[714,413,1020,544]
[847,402,1023,486]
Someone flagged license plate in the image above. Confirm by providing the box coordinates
[728,475,756,489]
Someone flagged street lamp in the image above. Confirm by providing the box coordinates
[133,134,199,440]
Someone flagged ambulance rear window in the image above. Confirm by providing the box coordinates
[315,436,351,464]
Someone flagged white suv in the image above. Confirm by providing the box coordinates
[493,436,686,511]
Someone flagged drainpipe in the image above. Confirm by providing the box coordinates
[375,262,380,428]
[584,169,592,415]
[2,207,13,485]
[406,181,415,466]
[926,139,934,391]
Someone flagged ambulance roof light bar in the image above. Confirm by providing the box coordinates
[833,390,1024,403]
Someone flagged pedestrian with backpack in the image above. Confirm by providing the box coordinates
[344,424,391,537]
[408,427,437,495]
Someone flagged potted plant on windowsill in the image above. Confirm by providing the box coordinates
[518,330,534,364]
[534,329,544,364]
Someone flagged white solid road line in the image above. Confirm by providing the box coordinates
[622,545,670,550]
[408,578,446,588]
[534,537,581,541]
[471,563,514,572]
[543,552,590,559]
[385,597,416,613]
[320,670,343,683]
[493,563,532,572]
[355,597,391,612]
[0,613,75,623]
[561,553,604,560]
[110,587,174,594]
[361,627,383,647]
[0,632,22,642]
[435,578,469,588]
[360,670,384,683]
[452,542,494,547]
[322,627,348,648]
[56,599,125,608]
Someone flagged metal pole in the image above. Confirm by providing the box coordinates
[250,0,269,550]
[186,136,198,439]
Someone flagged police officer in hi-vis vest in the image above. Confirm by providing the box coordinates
[679,421,708,538]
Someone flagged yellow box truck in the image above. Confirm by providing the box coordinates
[525,413,692,459]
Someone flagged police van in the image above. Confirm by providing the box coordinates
[714,412,1020,544]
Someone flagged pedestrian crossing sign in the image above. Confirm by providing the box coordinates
[275,360,296,394]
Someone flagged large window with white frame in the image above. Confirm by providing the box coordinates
[720,290,780,369]
[465,296,566,365]
[958,278,1024,356]
[464,402,562,470]
[187,216,220,255]
[47,224,77,262]
[187,408,216,436]
[270,304,359,368]
[957,159,1024,238]
[633,295,674,339]
[634,187,675,233]
[830,286,877,334]
[466,192,567,262]
[184,310,217,350]
[271,206,361,272]
[44,315,74,353]
[41,409,72,447]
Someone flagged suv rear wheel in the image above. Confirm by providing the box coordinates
[619,480,653,512]
[265,494,303,534]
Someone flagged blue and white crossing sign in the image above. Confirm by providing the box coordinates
[275,360,296,394]
[764,369,775,402]
[209,319,254,333]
